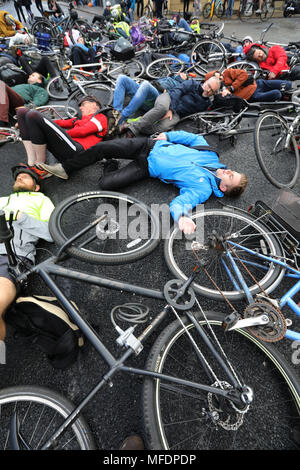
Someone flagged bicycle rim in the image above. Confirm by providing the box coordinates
[191,39,226,76]
[36,105,77,119]
[202,3,212,19]
[254,112,300,188]
[106,60,144,80]
[164,208,284,301]
[143,312,300,450]
[0,386,95,450]
[146,58,185,79]
[49,191,160,264]
[175,112,233,135]
[0,127,19,146]
[67,82,113,117]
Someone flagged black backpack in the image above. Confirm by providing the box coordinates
[5,295,84,370]
[0,63,27,86]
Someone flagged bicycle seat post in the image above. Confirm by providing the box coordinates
[0,210,17,267]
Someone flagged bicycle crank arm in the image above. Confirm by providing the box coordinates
[225,314,269,331]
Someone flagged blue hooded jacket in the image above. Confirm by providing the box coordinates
[147,131,226,222]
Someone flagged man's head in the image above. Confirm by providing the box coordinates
[78,96,101,116]
[12,166,43,193]
[27,72,43,85]
[216,169,248,197]
[202,76,221,98]
[242,36,253,48]
[246,45,267,63]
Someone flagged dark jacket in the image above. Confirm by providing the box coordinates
[169,80,210,118]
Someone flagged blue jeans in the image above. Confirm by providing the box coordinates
[226,0,234,16]
[113,75,159,123]
[250,79,292,102]
[178,18,192,32]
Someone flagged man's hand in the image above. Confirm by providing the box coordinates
[5,210,21,221]
[162,109,173,121]
[221,88,231,97]
[178,216,196,234]
[179,72,188,80]
[268,72,276,80]
[153,132,167,141]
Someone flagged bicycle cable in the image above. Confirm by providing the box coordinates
[110,302,150,328]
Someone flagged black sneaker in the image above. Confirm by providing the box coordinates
[103,159,119,174]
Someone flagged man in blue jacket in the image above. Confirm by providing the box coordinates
[39,130,247,235]
[119,75,221,136]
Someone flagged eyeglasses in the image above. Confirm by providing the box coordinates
[205,85,219,95]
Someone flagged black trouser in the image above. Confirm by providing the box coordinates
[62,137,154,189]
[17,108,83,161]
[136,0,144,17]
[18,56,57,79]
[35,0,44,14]
[14,0,26,23]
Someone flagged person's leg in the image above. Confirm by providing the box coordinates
[121,81,159,122]
[0,277,17,341]
[251,80,282,102]
[62,136,151,175]
[99,160,148,189]
[288,66,300,81]
[0,81,24,124]
[18,56,34,76]
[34,56,58,79]
[16,107,37,164]
[128,92,171,136]
[178,18,192,32]
[113,75,141,121]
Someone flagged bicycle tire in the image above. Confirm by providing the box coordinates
[215,2,225,17]
[226,60,261,79]
[261,0,275,20]
[190,39,227,76]
[106,59,145,80]
[30,19,56,39]
[0,127,19,146]
[146,57,185,80]
[202,2,213,18]
[254,111,300,189]
[174,111,235,135]
[238,0,254,21]
[0,385,95,450]
[66,82,113,117]
[49,191,161,265]
[143,311,300,450]
[47,71,89,101]
[164,208,285,301]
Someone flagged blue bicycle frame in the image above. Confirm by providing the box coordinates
[225,240,300,341]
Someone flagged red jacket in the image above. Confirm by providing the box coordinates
[243,43,289,78]
[54,112,107,150]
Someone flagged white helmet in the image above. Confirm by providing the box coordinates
[111,9,119,18]
[5,14,16,26]
[242,35,253,44]
[106,1,111,6]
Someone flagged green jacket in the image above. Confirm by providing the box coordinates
[12,81,49,107]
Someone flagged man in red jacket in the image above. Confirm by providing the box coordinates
[16,96,107,176]
[244,43,300,81]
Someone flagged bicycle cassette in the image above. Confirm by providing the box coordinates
[243,301,287,342]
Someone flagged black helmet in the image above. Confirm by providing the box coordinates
[12,165,44,192]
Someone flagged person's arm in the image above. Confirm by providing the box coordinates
[66,114,107,138]
[14,196,55,242]
[162,129,210,148]
[223,68,249,92]
[268,47,289,77]
[169,186,211,231]
[168,80,193,111]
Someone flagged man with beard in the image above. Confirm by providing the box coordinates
[0,165,54,341]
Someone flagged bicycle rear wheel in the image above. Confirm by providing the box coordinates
[239,0,254,21]
[190,39,227,76]
[226,61,261,79]
[143,311,300,450]
[36,105,77,119]
[47,71,89,101]
[105,59,145,80]
[69,19,94,44]
[49,191,160,264]
[0,386,95,450]
[66,82,113,117]
[254,111,300,188]
[146,57,185,79]
[202,2,213,18]
[164,208,284,301]
[215,2,225,17]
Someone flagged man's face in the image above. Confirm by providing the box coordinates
[202,78,219,98]
[216,169,242,193]
[28,72,42,85]
[13,173,39,193]
[253,49,266,63]
[79,100,100,116]
[243,39,251,48]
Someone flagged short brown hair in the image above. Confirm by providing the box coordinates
[224,173,248,198]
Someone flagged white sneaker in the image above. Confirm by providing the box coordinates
[38,163,69,180]
[255,8,262,12]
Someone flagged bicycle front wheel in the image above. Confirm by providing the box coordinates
[239,0,254,20]
[202,2,213,18]
[190,39,227,76]
[0,386,95,450]
[215,2,225,17]
[164,208,284,301]
[105,59,145,80]
[146,57,185,79]
[66,82,113,117]
[47,71,88,101]
[254,111,300,188]
[143,311,300,450]
[49,191,160,264]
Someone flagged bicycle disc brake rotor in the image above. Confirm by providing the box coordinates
[207,381,245,431]
[243,301,287,342]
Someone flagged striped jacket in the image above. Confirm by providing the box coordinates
[54,113,108,150]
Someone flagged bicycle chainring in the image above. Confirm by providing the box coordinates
[243,301,287,342]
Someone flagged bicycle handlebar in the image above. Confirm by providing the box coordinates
[0,211,11,241]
